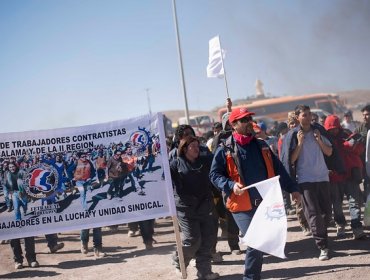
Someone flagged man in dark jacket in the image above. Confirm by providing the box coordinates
[355,104,370,199]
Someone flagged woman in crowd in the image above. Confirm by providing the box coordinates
[170,136,219,280]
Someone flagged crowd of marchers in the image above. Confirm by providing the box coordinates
[168,100,369,280]
[1,101,369,280]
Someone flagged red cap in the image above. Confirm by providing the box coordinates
[229,107,255,123]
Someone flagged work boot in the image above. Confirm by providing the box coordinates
[81,242,88,254]
[50,242,64,253]
[196,271,220,280]
[94,247,107,258]
[211,252,223,263]
[353,227,366,240]
[336,225,346,238]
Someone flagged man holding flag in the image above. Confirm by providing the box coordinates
[209,107,300,280]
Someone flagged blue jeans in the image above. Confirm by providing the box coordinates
[11,191,27,221]
[331,181,363,229]
[232,208,263,280]
[3,187,12,209]
[80,228,102,249]
[76,180,90,211]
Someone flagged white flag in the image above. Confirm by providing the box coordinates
[206,35,225,78]
[240,176,287,259]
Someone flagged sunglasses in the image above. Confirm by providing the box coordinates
[238,116,253,123]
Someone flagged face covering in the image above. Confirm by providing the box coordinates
[233,132,254,145]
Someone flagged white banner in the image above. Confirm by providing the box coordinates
[240,176,287,259]
[0,113,176,240]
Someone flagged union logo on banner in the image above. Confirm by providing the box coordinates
[129,127,151,155]
[23,163,59,199]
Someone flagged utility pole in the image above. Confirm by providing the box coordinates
[145,88,152,115]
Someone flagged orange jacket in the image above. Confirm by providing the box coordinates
[74,160,92,181]
[225,146,275,212]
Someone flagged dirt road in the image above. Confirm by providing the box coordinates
[0,210,370,280]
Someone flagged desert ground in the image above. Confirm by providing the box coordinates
[1,204,369,280]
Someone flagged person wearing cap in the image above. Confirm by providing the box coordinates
[210,99,243,256]
[324,115,366,240]
[209,107,300,280]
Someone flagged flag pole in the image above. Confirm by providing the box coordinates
[218,36,230,98]
[172,0,190,125]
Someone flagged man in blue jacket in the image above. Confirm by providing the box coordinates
[209,107,300,280]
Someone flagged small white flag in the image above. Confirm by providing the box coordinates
[206,35,225,78]
[240,176,287,259]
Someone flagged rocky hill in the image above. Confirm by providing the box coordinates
[163,90,370,124]
[336,89,370,108]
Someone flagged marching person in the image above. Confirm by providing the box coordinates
[170,135,219,280]
[281,105,342,261]
[324,115,366,239]
[355,104,370,199]
[210,107,300,280]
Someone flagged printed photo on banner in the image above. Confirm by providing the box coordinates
[0,113,175,240]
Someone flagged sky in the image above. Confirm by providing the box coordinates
[1,0,369,133]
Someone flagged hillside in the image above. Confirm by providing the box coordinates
[163,90,370,124]
[336,89,370,108]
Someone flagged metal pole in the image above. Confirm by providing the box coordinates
[145,88,152,115]
[172,0,190,125]
[218,36,230,98]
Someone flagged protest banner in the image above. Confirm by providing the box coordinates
[0,113,176,240]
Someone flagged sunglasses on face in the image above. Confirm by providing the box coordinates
[238,116,253,123]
